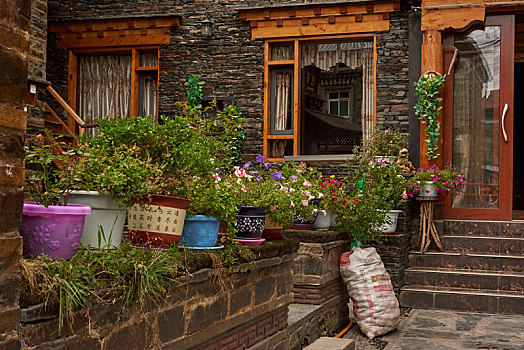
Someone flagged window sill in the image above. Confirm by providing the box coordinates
[284,154,355,162]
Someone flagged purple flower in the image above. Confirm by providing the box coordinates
[215,168,222,174]
[256,155,265,163]
[255,176,262,183]
[264,162,271,170]
[271,171,284,181]
[243,161,251,169]
[291,175,298,182]
[249,171,259,175]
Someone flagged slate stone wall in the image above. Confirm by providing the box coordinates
[46,0,411,159]
[19,254,295,350]
[0,1,29,349]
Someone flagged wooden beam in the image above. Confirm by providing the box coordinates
[420,29,444,167]
[240,2,397,21]
[56,28,171,48]
[49,16,180,33]
[251,15,389,39]
[263,41,270,160]
[421,6,485,31]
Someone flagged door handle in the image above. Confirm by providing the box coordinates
[502,103,508,143]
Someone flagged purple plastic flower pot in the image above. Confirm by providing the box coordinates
[20,202,91,259]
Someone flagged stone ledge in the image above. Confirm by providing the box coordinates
[304,337,355,350]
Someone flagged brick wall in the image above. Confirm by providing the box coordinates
[0,1,30,349]
[45,0,412,160]
[19,254,295,350]
[28,0,47,81]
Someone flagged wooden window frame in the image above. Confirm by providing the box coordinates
[68,46,160,131]
[263,34,377,162]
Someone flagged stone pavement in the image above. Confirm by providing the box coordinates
[343,308,524,350]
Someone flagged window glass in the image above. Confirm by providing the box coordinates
[78,54,132,136]
[139,73,158,117]
[139,51,159,67]
[270,67,294,135]
[270,44,294,61]
[300,40,373,155]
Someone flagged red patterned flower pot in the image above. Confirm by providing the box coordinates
[128,195,191,249]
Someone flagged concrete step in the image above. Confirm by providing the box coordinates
[399,285,524,315]
[405,268,524,292]
[442,235,524,255]
[443,219,524,238]
[408,251,524,273]
[304,337,355,350]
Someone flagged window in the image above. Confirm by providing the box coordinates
[75,48,159,136]
[264,38,375,160]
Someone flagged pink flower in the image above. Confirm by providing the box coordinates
[303,180,312,187]
[212,173,221,183]
[302,200,309,206]
[36,134,43,141]
[318,192,324,198]
[290,202,295,208]
[385,130,391,134]
[234,167,246,178]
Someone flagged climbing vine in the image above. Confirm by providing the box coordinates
[414,72,446,160]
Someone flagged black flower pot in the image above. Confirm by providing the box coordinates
[235,206,267,239]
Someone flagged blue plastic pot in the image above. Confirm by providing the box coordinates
[180,215,220,248]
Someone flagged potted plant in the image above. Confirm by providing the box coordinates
[358,129,408,164]
[90,82,244,248]
[414,72,446,160]
[60,142,164,249]
[177,175,238,248]
[21,135,91,260]
[408,163,464,198]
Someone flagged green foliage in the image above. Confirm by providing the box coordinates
[20,241,254,333]
[60,143,164,207]
[361,129,408,157]
[414,72,446,160]
[24,134,69,207]
[408,163,464,196]
[187,75,203,108]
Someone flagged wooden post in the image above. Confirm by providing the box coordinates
[420,29,443,168]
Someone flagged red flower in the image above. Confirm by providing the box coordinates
[146,145,150,148]
[332,194,337,199]
[353,198,360,204]
[342,199,347,205]
[36,134,43,141]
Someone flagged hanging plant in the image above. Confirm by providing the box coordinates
[414,72,446,160]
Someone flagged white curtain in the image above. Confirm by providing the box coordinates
[78,54,132,136]
[275,72,291,131]
[140,75,157,117]
[301,41,374,141]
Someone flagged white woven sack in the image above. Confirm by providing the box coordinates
[339,247,400,339]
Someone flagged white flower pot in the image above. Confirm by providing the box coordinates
[67,191,126,249]
[378,210,402,234]
[313,209,332,230]
[419,181,437,198]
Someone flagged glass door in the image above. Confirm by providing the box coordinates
[443,15,515,220]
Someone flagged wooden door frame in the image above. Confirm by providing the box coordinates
[442,14,515,220]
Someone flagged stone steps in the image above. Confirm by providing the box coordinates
[442,235,524,255]
[408,251,524,273]
[401,219,524,315]
[405,268,524,292]
[399,285,524,315]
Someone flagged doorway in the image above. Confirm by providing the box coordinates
[443,15,515,220]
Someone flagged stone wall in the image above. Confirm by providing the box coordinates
[0,0,29,348]
[19,253,295,350]
[45,0,412,160]
[28,0,47,81]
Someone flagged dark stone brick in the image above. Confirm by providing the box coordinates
[0,307,20,334]
[158,305,185,343]
[255,277,275,305]
[0,187,24,233]
[0,47,28,105]
[0,332,21,350]
[187,296,228,335]
[103,319,148,350]
[229,288,252,315]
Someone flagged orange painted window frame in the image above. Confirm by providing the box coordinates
[67,46,160,131]
[263,34,377,162]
